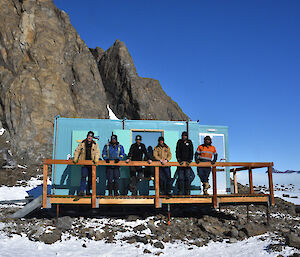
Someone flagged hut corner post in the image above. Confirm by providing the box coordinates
[233,168,238,194]
[155,166,160,208]
[43,164,48,208]
[267,164,275,206]
[249,168,254,194]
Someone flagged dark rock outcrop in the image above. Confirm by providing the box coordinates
[0,0,188,168]
[0,0,108,164]
[95,39,188,120]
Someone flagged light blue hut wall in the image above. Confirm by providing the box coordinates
[51,117,229,196]
[52,117,123,195]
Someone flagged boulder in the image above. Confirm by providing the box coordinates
[127,215,139,222]
[285,233,300,249]
[56,216,73,231]
[153,241,165,249]
[39,229,62,244]
[241,223,268,237]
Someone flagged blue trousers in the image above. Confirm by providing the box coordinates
[106,166,120,183]
[80,166,92,192]
[159,167,171,193]
[197,167,211,183]
[177,167,193,183]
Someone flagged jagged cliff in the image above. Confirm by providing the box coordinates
[0,0,188,166]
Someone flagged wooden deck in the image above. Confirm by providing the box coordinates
[48,194,269,206]
[43,160,274,209]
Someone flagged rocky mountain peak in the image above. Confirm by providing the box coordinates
[0,0,188,167]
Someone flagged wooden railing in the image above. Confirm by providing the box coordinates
[43,160,274,209]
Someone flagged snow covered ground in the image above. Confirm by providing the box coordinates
[0,231,298,257]
[0,176,50,201]
[0,172,299,256]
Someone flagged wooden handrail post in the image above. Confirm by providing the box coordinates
[43,164,48,208]
[92,165,96,208]
[212,166,217,208]
[155,166,160,208]
[249,168,254,194]
[233,169,238,194]
[267,165,275,206]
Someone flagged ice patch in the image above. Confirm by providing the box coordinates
[0,128,5,135]
[106,104,119,120]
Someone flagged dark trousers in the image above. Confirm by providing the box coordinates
[159,167,171,194]
[197,167,211,183]
[80,166,92,193]
[129,166,143,193]
[177,167,193,194]
[106,166,120,192]
[106,166,120,183]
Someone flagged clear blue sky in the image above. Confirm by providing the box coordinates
[54,0,300,171]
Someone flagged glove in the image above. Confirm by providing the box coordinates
[105,159,110,163]
[73,159,78,164]
[186,161,191,166]
[211,160,216,165]
[92,160,96,164]
[114,159,120,163]
[196,159,200,164]
[126,159,130,163]
[179,161,184,166]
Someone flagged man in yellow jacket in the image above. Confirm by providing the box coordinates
[153,136,172,195]
[73,131,100,196]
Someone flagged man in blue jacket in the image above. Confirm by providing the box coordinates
[102,135,125,196]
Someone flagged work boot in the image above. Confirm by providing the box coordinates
[166,183,172,196]
[131,189,137,196]
[178,181,184,195]
[137,171,144,182]
[159,181,165,195]
[107,182,113,196]
[203,182,211,195]
[184,181,190,195]
[78,190,85,196]
[113,181,120,196]
[129,176,137,195]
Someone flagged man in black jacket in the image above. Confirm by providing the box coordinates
[126,135,152,195]
[176,131,194,195]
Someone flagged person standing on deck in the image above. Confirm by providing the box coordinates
[153,136,172,195]
[73,131,100,196]
[176,131,194,195]
[126,135,152,195]
[102,134,125,196]
[195,136,218,195]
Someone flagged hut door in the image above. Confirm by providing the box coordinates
[199,133,227,194]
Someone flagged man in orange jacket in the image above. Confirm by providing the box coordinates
[195,136,218,195]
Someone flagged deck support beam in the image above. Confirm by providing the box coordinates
[43,164,48,209]
[92,165,97,208]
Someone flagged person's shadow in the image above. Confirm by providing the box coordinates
[58,165,80,195]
